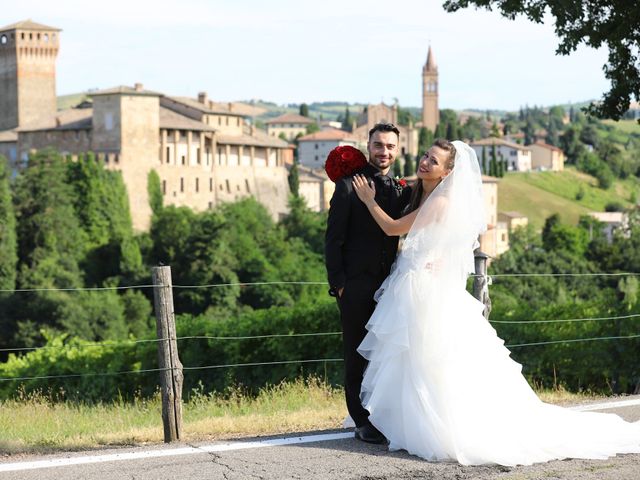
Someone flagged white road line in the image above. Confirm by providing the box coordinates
[2,398,639,474]
[0,432,354,473]
[569,398,640,411]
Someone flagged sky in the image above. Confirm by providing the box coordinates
[4,0,611,112]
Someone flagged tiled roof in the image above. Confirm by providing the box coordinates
[424,45,437,71]
[298,128,357,142]
[296,164,329,182]
[16,108,93,132]
[0,130,18,142]
[481,175,499,183]
[0,20,61,31]
[266,113,314,125]
[166,96,246,116]
[217,129,289,148]
[499,211,526,218]
[160,107,216,132]
[90,85,162,97]
[471,137,531,151]
[532,141,563,153]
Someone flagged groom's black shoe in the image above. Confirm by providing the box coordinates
[354,423,387,444]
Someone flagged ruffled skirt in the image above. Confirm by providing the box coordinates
[358,262,640,466]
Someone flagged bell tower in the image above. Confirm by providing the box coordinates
[0,20,60,131]
[421,45,439,133]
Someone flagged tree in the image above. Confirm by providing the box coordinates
[299,103,309,117]
[418,127,434,154]
[305,123,320,134]
[481,146,488,173]
[0,155,16,291]
[403,154,415,177]
[147,169,163,216]
[443,0,640,121]
[489,143,498,176]
[288,162,300,197]
[393,159,402,178]
[343,107,352,132]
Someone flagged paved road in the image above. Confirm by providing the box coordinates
[2,397,639,480]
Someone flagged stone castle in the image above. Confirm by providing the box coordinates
[0,20,439,231]
[0,20,293,230]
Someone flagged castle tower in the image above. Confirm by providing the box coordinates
[0,20,60,131]
[91,84,161,230]
[421,45,439,133]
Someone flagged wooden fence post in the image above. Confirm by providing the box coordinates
[473,251,492,320]
[152,265,183,442]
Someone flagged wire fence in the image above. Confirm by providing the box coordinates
[1,272,639,384]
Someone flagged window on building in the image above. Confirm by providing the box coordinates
[196,148,201,164]
[209,177,213,192]
[225,179,231,193]
[181,155,186,165]
[0,35,7,45]
[226,117,229,126]
[237,118,240,126]
[208,201,213,209]
[162,180,166,194]
[315,144,318,150]
[180,177,184,192]
[315,155,319,161]
[218,117,221,126]
[501,233,507,242]
[195,178,199,192]
[245,179,251,193]
[166,146,170,163]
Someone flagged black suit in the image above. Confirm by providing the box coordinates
[325,164,411,427]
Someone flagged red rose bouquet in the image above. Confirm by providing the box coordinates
[324,145,367,182]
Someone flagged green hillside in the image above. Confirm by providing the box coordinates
[498,167,639,229]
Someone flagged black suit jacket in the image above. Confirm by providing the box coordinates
[325,164,412,292]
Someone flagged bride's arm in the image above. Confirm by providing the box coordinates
[352,174,419,236]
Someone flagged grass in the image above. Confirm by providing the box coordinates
[498,166,639,229]
[0,377,345,456]
[601,119,640,135]
[0,378,611,457]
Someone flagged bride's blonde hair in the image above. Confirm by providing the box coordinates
[406,139,457,213]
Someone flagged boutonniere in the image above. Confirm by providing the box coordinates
[394,176,408,193]
[324,146,367,182]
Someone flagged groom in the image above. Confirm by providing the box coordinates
[325,123,412,443]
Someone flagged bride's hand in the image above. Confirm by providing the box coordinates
[352,174,376,206]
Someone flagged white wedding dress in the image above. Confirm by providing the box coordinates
[358,142,640,466]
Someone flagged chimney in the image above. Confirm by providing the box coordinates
[250,124,256,136]
[55,116,61,127]
[134,83,144,92]
[198,92,208,104]
[228,102,233,112]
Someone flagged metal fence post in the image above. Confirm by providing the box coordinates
[473,251,492,320]
[152,265,183,442]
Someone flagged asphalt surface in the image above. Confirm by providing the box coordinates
[1,396,639,480]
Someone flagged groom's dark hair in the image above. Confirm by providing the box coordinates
[368,122,400,140]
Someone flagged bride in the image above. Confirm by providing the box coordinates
[351,139,640,466]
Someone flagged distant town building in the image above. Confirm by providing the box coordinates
[351,103,419,158]
[471,138,532,172]
[265,113,315,141]
[479,175,500,258]
[529,141,565,171]
[295,165,334,212]
[587,212,628,242]
[297,128,358,168]
[498,211,529,231]
[0,20,293,230]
